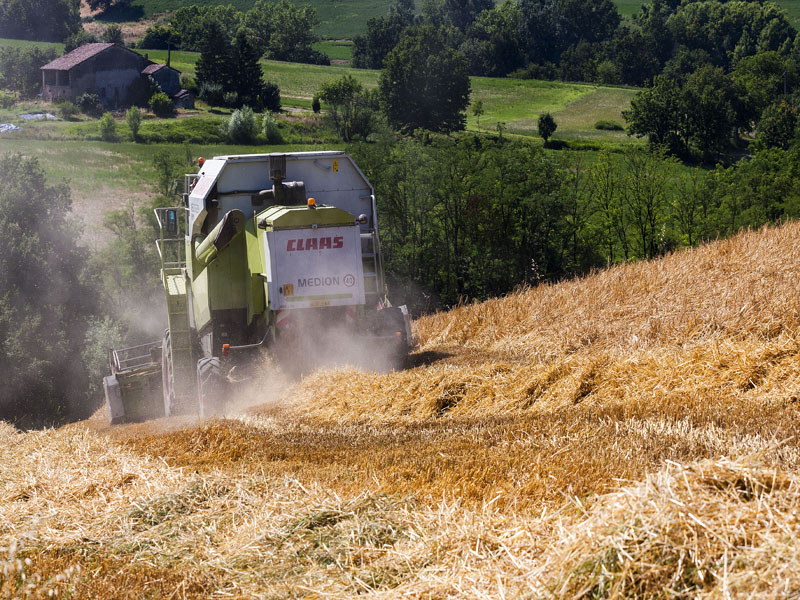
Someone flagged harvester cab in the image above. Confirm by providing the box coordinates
[103,151,415,424]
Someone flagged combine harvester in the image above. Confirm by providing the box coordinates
[103,151,414,424]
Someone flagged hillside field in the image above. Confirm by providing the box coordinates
[3,221,800,597]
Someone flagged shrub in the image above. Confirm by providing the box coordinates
[77,93,102,116]
[180,74,199,95]
[126,106,143,141]
[262,81,281,113]
[57,101,80,120]
[223,106,258,143]
[262,112,283,144]
[126,76,160,107]
[595,120,623,131]
[311,94,320,114]
[596,60,622,85]
[0,89,15,108]
[149,92,176,118]
[199,81,225,107]
[223,91,238,107]
[99,112,116,141]
[138,25,173,50]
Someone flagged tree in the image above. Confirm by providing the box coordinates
[621,146,674,259]
[538,112,557,143]
[733,51,798,124]
[379,25,471,133]
[472,99,484,129]
[438,0,494,31]
[609,26,660,86]
[559,0,620,47]
[195,21,232,89]
[169,4,241,51]
[231,28,265,108]
[459,0,524,76]
[241,0,274,55]
[0,154,95,425]
[353,14,410,69]
[317,74,377,141]
[266,0,328,64]
[683,65,743,160]
[102,24,124,45]
[588,147,628,262]
[623,75,687,156]
[0,46,58,97]
[0,0,80,42]
[517,0,567,64]
[138,25,174,49]
[64,29,98,53]
[126,106,142,141]
[755,100,798,150]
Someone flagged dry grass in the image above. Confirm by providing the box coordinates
[5,221,800,597]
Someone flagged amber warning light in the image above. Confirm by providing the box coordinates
[307,197,317,209]
[198,157,205,167]
[222,344,230,357]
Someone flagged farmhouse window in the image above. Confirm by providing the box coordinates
[45,71,56,85]
[57,71,69,86]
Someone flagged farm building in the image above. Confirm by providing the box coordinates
[41,43,193,109]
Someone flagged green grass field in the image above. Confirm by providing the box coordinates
[313,40,354,63]
[0,38,63,51]
[134,48,637,139]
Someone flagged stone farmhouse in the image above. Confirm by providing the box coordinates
[41,43,194,109]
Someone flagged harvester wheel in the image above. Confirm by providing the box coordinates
[197,357,223,418]
[162,329,176,417]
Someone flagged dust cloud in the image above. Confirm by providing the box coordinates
[201,310,408,418]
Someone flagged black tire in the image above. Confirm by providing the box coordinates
[376,307,410,369]
[197,357,223,418]
[162,329,176,417]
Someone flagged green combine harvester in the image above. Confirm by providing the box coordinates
[103,151,414,424]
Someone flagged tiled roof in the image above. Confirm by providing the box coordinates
[40,43,115,71]
[142,63,165,75]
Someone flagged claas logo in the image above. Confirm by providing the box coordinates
[286,236,344,251]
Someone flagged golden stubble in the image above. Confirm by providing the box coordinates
[5,222,800,598]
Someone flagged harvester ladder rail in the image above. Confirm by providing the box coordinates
[360,230,383,303]
[156,207,196,415]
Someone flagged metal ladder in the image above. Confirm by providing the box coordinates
[156,207,196,415]
[360,229,384,306]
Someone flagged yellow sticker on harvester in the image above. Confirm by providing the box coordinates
[283,284,294,296]
[332,160,339,172]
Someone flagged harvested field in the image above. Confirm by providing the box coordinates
[4,222,800,597]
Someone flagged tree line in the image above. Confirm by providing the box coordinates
[349,134,800,309]
[138,1,328,65]
[355,0,798,87]
[0,0,80,42]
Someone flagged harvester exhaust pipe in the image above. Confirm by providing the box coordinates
[253,155,306,207]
